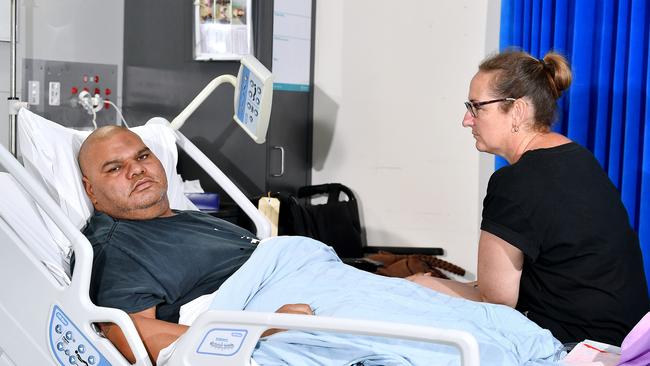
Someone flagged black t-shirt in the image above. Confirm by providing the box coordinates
[82,210,258,323]
[481,142,649,345]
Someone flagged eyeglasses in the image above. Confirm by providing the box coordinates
[464,98,516,118]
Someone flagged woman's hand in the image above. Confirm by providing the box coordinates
[406,272,434,285]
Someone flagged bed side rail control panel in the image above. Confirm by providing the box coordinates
[49,305,110,366]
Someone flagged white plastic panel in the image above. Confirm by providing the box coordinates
[0,348,17,366]
[49,306,109,366]
[233,55,273,144]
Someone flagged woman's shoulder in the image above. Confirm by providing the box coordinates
[488,137,576,195]
[487,163,527,196]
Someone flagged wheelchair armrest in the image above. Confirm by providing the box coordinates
[364,246,444,256]
[341,257,384,272]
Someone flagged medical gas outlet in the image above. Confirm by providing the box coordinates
[49,82,61,106]
[23,59,118,128]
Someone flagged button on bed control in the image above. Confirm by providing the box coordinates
[49,306,107,366]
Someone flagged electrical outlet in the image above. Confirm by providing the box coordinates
[28,80,40,105]
[49,82,61,106]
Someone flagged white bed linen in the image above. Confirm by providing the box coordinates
[154,293,219,364]
[158,302,263,366]
[0,173,70,284]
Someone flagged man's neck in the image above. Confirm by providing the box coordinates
[99,203,176,221]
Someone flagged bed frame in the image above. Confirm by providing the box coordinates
[0,119,480,366]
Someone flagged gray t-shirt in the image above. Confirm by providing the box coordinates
[81,210,258,322]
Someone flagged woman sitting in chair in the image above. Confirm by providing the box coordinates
[408,50,650,346]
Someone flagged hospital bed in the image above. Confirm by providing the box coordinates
[0,56,485,365]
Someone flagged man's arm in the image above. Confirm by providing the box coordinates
[407,230,524,307]
[99,306,188,364]
[101,304,314,364]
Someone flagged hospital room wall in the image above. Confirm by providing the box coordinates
[0,0,124,149]
[311,1,501,276]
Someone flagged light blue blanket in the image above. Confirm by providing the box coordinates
[209,236,562,365]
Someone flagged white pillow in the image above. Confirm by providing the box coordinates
[17,109,197,240]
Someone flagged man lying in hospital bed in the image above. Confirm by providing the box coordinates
[13,108,564,366]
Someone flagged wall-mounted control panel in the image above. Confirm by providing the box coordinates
[48,305,110,366]
[23,59,118,129]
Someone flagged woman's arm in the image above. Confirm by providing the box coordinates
[407,230,524,307]
[406,273,483,300]
[476,230,524,307]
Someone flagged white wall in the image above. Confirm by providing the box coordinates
[0,0,124,150]
[312,0,501,276]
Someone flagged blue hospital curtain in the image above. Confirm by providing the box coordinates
[499,0,650,293]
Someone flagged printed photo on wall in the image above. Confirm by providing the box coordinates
[194,0,253,60]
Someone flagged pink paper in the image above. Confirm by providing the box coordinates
[617,312,650,366]
[563,341,620,366]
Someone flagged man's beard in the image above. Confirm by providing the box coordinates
[119,190,167,213]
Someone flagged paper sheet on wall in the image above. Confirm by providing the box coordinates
[272,0,312,92]
[194,0,253,60]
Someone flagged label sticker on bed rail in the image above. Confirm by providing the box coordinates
[196,328,248,356]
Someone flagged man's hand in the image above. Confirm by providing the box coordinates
[261,303,314,337]
[275,303,314,316]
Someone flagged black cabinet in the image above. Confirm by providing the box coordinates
[122,0,313,203]
[267,90,313,193]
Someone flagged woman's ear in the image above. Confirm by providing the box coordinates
[511,98,528,125]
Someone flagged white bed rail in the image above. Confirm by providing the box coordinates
[159,73,272,239]
[0,143,153,366]
[168,310,481,366]
[169,75,237,131]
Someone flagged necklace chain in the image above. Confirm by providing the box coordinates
[514,133,542,162]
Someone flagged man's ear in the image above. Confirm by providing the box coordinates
[82,176,98,207]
